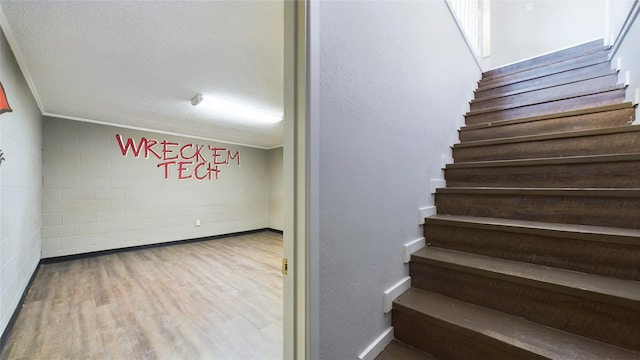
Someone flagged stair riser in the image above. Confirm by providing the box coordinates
[424,223,640,280]
[453,131,640,162]
[482,40,605,79]
[410,262,640,351]
[476,62,613,98]
[478,51,610,89]
[465,89,626,126]
[444,161,640,188]
[471,74,619,112]
[392,308,547,360]
[460,107,635,142]
[435,192,640,229]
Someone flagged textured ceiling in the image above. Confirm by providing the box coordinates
[0,0,283,149]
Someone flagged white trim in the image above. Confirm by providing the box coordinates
[441,154,454,170]
[481,0,491,57]
[419,206,437,225]
[604,0,611,46]
[42,112,274,150]
[403,237,426,263]
[383,277,411,314]
[358,327,394,360]
[609,0,640,59]
[283,1,309,358]
[443,0,482,72]
[430,179,446,194]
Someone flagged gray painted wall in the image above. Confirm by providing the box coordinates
[0,29,42,337]
[310,1,481,358]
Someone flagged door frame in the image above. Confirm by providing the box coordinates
[283,1,309,358]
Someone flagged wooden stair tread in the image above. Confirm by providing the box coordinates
[436,187,640,197]
[425,214,640,245]
[461,102,635,131]
[481,39,607,80]
[477,61,613,99]
[374,340,438,360]
[478,52,611,91]
[396,38,640,358]
[454,124,640,149]
[446,153,640,169]
[472,70,618,105]
[412,247,640,309]
[466,85,625,117]
[394,288,640,360]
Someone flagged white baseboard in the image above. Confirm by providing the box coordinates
[383,276,411,313]
[358,326,394,360]
[403,237,426,263]
[430,179,446,194]
[418,206,436,225]
[441,154,454,169]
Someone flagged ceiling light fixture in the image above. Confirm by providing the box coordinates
[191,94,204,106]
[190,94,282,124]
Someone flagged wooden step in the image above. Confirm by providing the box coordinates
[481,39,606,80]
[444,153,640,188]
[424,215,640,280]
[465,86,626,126]
[478,49,610,89]
[374,340,438,360]
[453,125,640,162]
[459,104,635,142]
[476,61,613,99]
[410,247,640,351]
[434,187,640,229]
[470,73,619,112]
[393,287,640,360]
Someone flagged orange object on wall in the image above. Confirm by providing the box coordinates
[0,81,12,114]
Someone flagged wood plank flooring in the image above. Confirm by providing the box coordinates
[1,231,283,360]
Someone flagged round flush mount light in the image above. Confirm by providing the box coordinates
[190,94,203,106]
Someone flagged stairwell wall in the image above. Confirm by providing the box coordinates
[483,0,605,70]
[609,0,640,121]
[310,1,480,358]
[0,28,42,339]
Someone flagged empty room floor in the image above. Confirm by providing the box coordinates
[1,231,283,360]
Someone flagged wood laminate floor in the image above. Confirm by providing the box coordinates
[1,231,283,360]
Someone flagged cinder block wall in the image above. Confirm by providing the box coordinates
[41,117,275,258]
[0,29,42,338]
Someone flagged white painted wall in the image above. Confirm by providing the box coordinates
[606,0,636,45]
[609,1,640,121]
[310,1,480,358]
[0,29,42,337]
[483,0,605,70]
[268,146,283,231]
[41,118,274,258]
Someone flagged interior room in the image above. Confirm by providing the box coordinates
[1,0,639,359]
[1,1,285,358]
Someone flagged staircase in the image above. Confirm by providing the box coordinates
[392,39,640,359]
